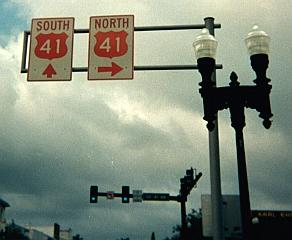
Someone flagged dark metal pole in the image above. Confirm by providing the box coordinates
[204,17,224,240]
[21,31,29,73]
[228,73,252,240]
[235,128,252,240]
[180,198,187,240]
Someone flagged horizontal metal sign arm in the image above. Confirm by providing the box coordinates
[22,64,222,74]
[21,65,223,74]
[76,23,221,33]
[44,23,221,34]
[23,22,221,36]
[135,23,221,31]
[134,65,223,71]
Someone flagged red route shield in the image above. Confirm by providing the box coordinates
[35,32,68,60]
[94,31,128,59]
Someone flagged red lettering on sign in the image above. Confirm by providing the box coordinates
[35,32,68,60]
[94,31,128,59]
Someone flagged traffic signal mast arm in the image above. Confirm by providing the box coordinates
[95,191,180,201]
[96,192,130,198]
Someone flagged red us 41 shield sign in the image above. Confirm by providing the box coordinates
[28,17,74,81]
[35,33,68,60]
[88,15,134,80]
[94,31,128,59]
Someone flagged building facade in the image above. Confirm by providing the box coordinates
[0,198,10,233]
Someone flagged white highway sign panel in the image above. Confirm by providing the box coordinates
[88,15,134,80]
[28,17,74,81]
[133,190,143,202]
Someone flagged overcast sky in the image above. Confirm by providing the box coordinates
[0,0,291,239]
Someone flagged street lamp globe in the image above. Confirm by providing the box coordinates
[193,28,218,60]
[245,25,270,56]
[245,25,271,86]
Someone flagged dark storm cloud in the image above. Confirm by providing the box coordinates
[247,132,292,209]
[0,82,185,238]
[86,201,180,239]
[121,119,173,150]
[1,1,292,240]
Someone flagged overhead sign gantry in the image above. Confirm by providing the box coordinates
[21,16,222,81]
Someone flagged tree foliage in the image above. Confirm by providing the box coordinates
[163,209,203,240]
[73,234,83,240]
[0,223,29,240]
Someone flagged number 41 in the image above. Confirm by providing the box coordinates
[99,37,120,53]
[40,39,61,54]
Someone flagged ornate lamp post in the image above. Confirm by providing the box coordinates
[193,26,272,240]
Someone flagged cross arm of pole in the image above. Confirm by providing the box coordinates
[21,64,222,74]
[24,23,221,35]
[68,64,223,72]
[134,23,221,32]
[199,71,273,131]
[21,63,222,74]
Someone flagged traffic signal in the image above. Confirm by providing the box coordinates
[186,168,194,182]
[122,186,130,203]
[180,177,188,196]
[90,185,98,203]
